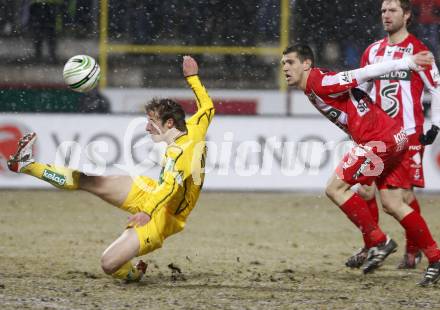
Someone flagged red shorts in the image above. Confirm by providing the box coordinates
[336,142,411,190]
[403,133,425,188]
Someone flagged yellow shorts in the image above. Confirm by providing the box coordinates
[121,176,185,256]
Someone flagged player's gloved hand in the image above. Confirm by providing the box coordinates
[419,125,439,145]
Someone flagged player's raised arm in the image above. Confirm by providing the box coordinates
[315,51,435,97]
[183,56,215,128]
[350,51,434,85]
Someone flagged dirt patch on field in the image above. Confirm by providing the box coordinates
[1,190,440,309]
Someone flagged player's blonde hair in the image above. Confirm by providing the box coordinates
[145,98,187,132]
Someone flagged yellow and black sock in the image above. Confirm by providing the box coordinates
[111,261,142,282]
[21,162,80,190]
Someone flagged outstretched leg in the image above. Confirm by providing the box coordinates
[10,133,151,281]
[8,132,133,206]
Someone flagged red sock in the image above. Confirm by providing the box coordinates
[400,211,440,264]
[409,198,421,213]
[366,198,379,224]
[340,194,386,248]
[405,199,421,254]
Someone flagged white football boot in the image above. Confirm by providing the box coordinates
[7,132,37,173]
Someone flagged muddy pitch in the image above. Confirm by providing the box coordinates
[1,190,440,309]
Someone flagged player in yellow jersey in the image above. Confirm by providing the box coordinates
[7,55,215,282]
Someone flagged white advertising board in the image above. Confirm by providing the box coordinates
[102,88,431,117]
[102,88,319,116]
[0,114,439,191]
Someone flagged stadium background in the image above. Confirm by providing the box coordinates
[1,1,440,309]
[1,0,439,191]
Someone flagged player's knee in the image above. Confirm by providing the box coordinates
[381,199,399,216]
[81,176,120,200]
[100,254,118,275]
[403,190,415,205]
[80,175,105,192]
[358,185,375,200]
[381,204,393,215]
[325,184,338,200]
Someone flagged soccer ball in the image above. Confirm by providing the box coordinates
[63,55,100,92]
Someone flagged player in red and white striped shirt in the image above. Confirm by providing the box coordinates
[353,0,440,273]
[281,43,440,286]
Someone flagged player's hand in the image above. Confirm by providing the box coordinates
[183,55,198,77]
[419,125,439,145]
[409,51,434,71]
[127,212,151,227]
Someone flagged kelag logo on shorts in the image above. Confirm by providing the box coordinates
[42,169,66,186]
[0,123,35,174]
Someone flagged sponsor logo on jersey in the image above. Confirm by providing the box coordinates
[164,158,175,172]
[350,91,370,117]
[160,158,183,186]
[356,98,370,115]
[42,169,66,186]
[377,70,411,80]
[338,71,353,85]
[380,83,400,118]
[396,46,413,54]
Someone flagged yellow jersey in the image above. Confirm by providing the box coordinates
[141,75,215,220]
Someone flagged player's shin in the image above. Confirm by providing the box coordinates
[20,162,80,190]
[400,211,440,264]
[405,199,421,254]
[340,193,386,248]
[365,198,379,225]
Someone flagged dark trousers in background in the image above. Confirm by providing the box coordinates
[29,2,57,61]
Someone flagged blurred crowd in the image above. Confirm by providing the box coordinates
[292,1,382,69]
[293,0,440,70]
[0,0,438,72]
[111,0,271,46]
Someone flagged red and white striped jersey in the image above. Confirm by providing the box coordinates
[305,68,403,147]
[360,34,440,135]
